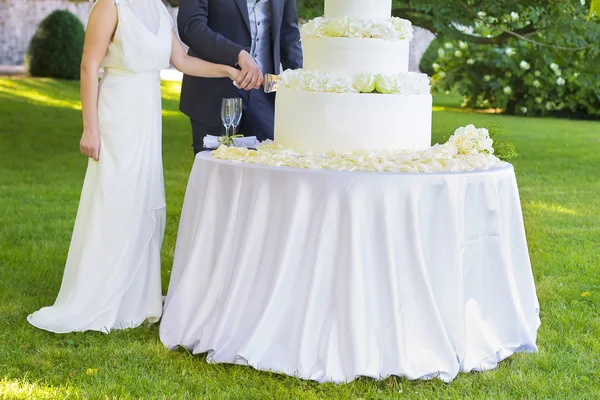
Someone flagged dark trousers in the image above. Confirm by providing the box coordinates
[191,89,275,155]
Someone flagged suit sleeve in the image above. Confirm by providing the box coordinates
[177,0,245,66]
[279,0,303,71]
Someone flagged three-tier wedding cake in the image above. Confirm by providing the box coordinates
[215,0,502,174]
[274,0,432,153]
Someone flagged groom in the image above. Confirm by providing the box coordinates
[177,0,303,155]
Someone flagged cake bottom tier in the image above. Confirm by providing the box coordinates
[274,87,432,153]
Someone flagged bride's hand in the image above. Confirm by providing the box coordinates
[80,130,101,161]
[228,67,240,82]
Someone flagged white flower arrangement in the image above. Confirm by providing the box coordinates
[211,125,503,174]
[302,16,414,42]
[280,69,431,95]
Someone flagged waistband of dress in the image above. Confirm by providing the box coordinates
[102,68,160,80]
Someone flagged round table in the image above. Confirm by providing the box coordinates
[159,152,540,383]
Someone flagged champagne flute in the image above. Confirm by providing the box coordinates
[231,98,243,137]
[221,98,234,141]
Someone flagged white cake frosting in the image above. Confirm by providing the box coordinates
[303,37,409,75]
[273,0,432,153]
[324,0,392,20]
[275,87,432,153]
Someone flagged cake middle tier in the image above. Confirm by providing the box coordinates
[275,87,433,153]
[303,37,409,75]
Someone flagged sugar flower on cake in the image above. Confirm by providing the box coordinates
[374,74,397,94]
[280,69,430,95]
[302,17,327,37]
[302,16,413,41]
[354,72,376,93]
[323,16,350,37]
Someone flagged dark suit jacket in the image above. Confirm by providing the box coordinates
[177,0,303,126]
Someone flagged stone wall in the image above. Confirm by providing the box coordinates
[0,0,177,65]
[409,27,436,72]
[0,0,434,71]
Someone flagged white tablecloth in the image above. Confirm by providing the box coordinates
[159,152,540,383]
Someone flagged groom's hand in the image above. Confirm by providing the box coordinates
[236,50,263,91]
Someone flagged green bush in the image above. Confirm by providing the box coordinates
[425,37,600,118]
[25,10,85,80]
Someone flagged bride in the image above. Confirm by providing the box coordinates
[27,0,239,334]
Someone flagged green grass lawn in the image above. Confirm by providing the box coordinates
[1,77,599,399]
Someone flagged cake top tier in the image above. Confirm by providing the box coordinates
[324,0,392,20]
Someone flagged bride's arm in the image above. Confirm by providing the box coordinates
[170,31,239,80]
[79,0,117,161]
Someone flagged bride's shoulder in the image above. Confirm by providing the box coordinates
[88,0,119,23]
[91,0,126,10]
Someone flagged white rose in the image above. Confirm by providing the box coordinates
[375,74,397,94]
[510,12,519,20]
[519,60,531,70]
[432,63,440,71]
[452,126,467,139]
[281,69,301,89]
[550,63,559,71]
[324,16,349,37]
[521,106,528,114]
[354,72,376,93]
[546,101,554,110]
[302,18,325,37]
[557,77,566,85]
[459,41,468,49]
[346,20,365,37]
[455,50,463,57]
[479,137,494,153]
[484,75,491,81]
[390,18,414,40]
[444,42,454,49]
[438,48,445,57]
[376,23,399,40]
[535,97,542,103]
[554,69,562,76]
[459,139,475,154]
[533,80,541,88]
[467,59,475,65]
[503,86,513,95]
[506,48,516,56]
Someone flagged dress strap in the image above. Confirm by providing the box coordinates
[114,0,132,5]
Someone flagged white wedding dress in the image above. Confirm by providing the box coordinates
[28,0,173,334]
